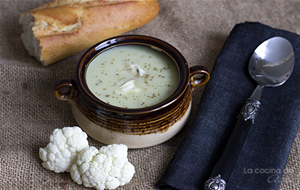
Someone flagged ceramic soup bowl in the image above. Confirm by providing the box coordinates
[54,35,210,149]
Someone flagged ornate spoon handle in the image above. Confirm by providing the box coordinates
[204,92,261,190]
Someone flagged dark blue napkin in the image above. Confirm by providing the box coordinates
[156,22,300,190]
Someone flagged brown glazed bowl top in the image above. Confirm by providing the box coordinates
[75,35,190,116]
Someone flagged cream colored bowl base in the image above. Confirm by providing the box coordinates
[69,101,191,149]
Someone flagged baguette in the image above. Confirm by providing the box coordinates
[19,0,159,66]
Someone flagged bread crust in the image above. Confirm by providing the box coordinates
[20,0,159,66]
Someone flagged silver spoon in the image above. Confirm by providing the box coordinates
[204,36,294,190]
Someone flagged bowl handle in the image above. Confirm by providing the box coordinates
[54,79,77,100]
[189,66,210,90]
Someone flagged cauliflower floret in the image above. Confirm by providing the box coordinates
[39,126,89,173]
[70,144,135,190]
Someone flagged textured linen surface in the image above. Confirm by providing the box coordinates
[156,22,300,190]
[1,0,300,189]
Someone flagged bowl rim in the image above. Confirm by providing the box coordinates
[75,35,190,114]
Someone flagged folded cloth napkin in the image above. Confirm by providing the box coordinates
[156,22,300,190]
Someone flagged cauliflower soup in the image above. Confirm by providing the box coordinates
[85,45,179,108]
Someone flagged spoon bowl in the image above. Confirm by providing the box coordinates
[249,36,294,88]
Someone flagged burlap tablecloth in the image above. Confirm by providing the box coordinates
[0,0,299,189]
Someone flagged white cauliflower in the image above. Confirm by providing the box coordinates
[70,144,135,190]
[39,126,89,173]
